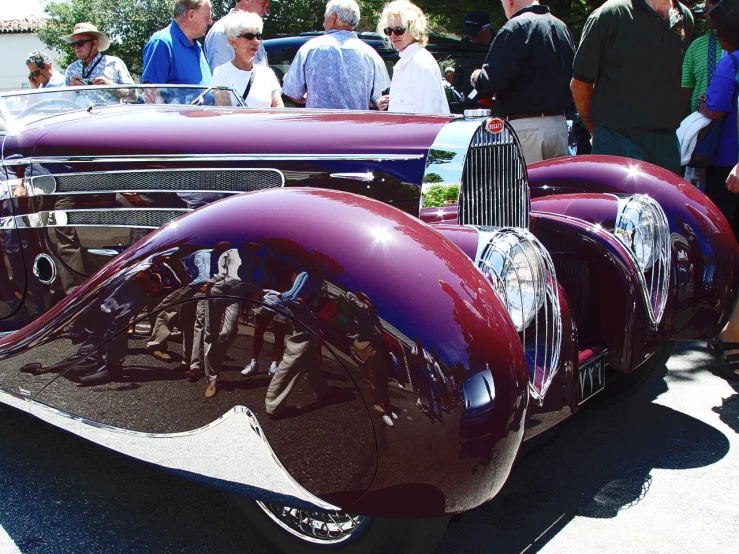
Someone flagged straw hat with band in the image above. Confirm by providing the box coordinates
[61,23,110,52]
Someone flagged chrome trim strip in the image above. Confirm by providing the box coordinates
[329,172,375,182]
[0,391,339,511]
[87,248,122,257]
[4,153,423,166]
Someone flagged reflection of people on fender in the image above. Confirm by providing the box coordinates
[264,272,329,417]
[73,249,187,385]
[346,291,397,428]
[410,337,443,422]
[145,241,231,370]
[242,289,290,377]
[203,243,267,398]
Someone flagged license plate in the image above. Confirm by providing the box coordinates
[578,351,607,404]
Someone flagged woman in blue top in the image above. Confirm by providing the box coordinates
[700,19,739,238]
[708,7,739,381]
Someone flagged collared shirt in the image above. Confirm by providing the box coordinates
[682,30,726,112]
[573,0,694,133]
[282,29,390,110]
[389,42,450,114]
[65,53,134,86]
[142,20,212,85]
[204,9,268,72]
[476,5,575,117]
[44,69,66,88]
[64,53,134,106]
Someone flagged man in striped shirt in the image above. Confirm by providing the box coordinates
[682,0,725,112]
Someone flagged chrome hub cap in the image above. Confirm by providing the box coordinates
[255,501,369,544]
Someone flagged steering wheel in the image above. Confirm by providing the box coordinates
[17,98,81,119]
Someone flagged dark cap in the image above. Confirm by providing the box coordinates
[461,11,491,36]
[707,0,739,28]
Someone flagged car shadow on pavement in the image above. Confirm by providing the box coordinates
[0,403,269,554]
[438,354,731,554]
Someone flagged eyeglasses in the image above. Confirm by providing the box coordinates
[238,32,263,41]
[70,39,93,48]
[383,27,407,36]
[28,69,42,78]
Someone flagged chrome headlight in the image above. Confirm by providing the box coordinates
[474,227,562,403]
[477,230,546,331]
[614,195,671,326]
[614,196,668,271]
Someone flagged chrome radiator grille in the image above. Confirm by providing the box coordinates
[51,168,284,194]
[458,120,529,229]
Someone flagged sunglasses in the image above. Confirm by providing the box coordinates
[383,26,407,36]
[238,32,263,40]
[28,69,42,79]
[70,39,93,48]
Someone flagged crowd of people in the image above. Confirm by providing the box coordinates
[19,0,739,381]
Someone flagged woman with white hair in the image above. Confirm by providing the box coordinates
[212,11,283,108]
[376,0,449,114]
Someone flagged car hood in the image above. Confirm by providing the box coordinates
[7,105,454,159]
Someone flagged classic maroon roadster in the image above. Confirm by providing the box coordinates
[0,86,736,553]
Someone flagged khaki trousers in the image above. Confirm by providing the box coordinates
[509,115,568,164]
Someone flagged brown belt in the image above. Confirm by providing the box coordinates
[506,112,564,121]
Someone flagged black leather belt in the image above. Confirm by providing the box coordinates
[507,112,564,121]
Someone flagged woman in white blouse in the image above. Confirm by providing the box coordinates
[212,11,283,108]
[375,1,449,114]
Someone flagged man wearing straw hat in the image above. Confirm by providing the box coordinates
[61,22,134,87]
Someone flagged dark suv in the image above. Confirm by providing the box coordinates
[263,32,488,111]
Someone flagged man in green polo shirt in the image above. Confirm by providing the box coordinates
[682,0,724,112]
[571,0,694,174]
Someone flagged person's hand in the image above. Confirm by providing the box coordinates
[376,94,390,111]
[727,164,739,194]
[28,75,40,89]
[143,88,164,104]
[91,76,113,86]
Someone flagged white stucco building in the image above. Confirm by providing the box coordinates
[0,18,60,92]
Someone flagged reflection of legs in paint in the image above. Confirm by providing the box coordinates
[181,298,206,377]
[204,294,243,398]
[146,304,178,361]
[243,309,288,376]
[265,330,328,416]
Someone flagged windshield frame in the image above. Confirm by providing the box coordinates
[0,84,247,132]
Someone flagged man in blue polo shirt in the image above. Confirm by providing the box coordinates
[142,0,213,85]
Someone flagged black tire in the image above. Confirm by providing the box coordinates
[591,340,675,407]
[225,494,450,554]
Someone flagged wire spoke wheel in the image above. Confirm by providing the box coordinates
[255,501,370,545]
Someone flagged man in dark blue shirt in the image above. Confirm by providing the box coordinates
[142,0,213,85]
[475,0,575,163]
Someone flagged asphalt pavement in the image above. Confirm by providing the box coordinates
[0,341,736,553]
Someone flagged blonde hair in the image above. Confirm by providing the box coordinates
[377,0,428,48]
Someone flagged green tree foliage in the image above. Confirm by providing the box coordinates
[423,183,459,207]
[37,0,175,75]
